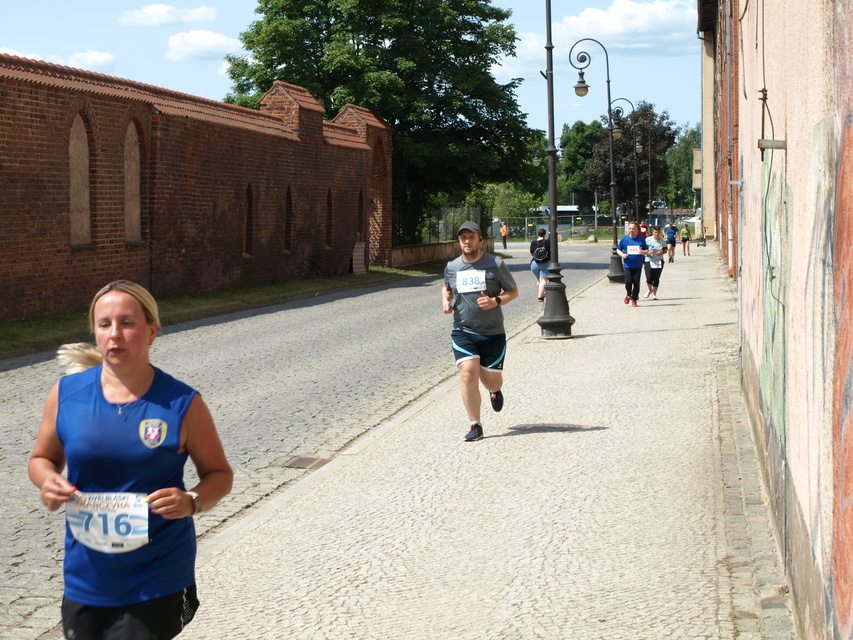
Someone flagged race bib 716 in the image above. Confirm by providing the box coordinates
[66,492,149,554]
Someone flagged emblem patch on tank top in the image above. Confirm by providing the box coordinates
[139,419,168,448]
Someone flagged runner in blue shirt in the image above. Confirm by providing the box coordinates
[616,222,649,306]
[664,221,679,263]
[29,280,233,640]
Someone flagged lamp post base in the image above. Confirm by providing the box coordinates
[537,265,575,339]
[607,251,625,283]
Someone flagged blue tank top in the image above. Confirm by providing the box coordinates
[56,365,197,606]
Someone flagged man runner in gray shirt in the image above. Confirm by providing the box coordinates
[442,221,519,441]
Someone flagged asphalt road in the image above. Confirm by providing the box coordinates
[0,241,608,640]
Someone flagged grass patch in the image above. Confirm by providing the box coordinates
[560,228,619,243]
[0,264,444,357]
[0,311,91,357]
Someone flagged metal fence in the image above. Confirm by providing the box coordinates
[394,206,615,246]
[393,204,485,246]
[422,204,484,243]
[493,215,611,242]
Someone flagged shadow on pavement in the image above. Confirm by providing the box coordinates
[493,423,608,438]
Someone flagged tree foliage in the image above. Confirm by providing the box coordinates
[582,101,678,220]
[465,182,541,225]
[511,131,548,200]
[225,0,536,243]
[558,120,604,213]
[661,122,701,209]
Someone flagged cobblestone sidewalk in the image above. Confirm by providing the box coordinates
[176,249,798,640]
[7,247,797,640]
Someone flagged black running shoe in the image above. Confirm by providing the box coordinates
[489,390,504,412]
[465,423,484,441]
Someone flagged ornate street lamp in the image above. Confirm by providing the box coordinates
[632,129,642,220]
[569,38,623,283]
[610,97,639,223]
[533,145,566,167]
[536,0,574,338]
[635,124,654,222]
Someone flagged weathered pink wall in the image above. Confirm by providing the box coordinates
[700,0,853,637]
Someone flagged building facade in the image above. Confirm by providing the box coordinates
[698,1,852,638]
[0,54,392,322]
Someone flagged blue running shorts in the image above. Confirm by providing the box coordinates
[451,329,507,370]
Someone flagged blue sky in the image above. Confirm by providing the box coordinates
[0,0,700,133]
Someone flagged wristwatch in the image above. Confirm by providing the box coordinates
[495,296,502,306]
[187,491,202,515]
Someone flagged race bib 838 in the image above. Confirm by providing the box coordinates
[457,269,487,294]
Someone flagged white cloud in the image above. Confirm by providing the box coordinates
[19,49,115,71]
[555,0,696,52]
[0,47,115,71]
[166,30,241,61]
[217,60,231,77]
[0,47,38,59]
[66,50,117,70]
[494,0,697,81]
[119,4,217,27]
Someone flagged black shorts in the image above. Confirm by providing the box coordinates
[451,329,507,370]
[666,239,676,246]
[61,584,199,640]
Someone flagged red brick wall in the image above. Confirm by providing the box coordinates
[711,1,740,280]
[1,80,152,318]
[0,58,392,322]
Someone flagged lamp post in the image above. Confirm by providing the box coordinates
[635,124,653,223]
[536,0,574,338]
[629,129,641,221]
[570,38,623,283]
[533,146,566,167]
[610,97,639,224]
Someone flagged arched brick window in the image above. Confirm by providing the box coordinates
[285,186,294,252]
[243,184,254,256]
[69,114,91,245]
[326,189,333,248]
[124,123,142,242]
[357,189,365,242]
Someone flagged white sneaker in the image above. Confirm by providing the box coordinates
[652,294,658,300]
[644,291,651,298]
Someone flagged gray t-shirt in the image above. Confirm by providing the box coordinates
[644,235,666,262]
[444,253,517,335]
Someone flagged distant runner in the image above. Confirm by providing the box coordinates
[681,224,692,256]
[664,221,679,263]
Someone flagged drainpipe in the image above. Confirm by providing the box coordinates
[726,0,735,276]
[728,206,735,274]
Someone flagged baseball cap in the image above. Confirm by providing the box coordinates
[457,221,481,236]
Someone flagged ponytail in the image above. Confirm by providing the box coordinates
[57,343,102,375]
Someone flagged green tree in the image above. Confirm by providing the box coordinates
[558,120,604,213]
[225,0,535,244]
[466,182,539,226]
[583,101,678,220]
[513,130,548,200]
[660,123,701,209]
